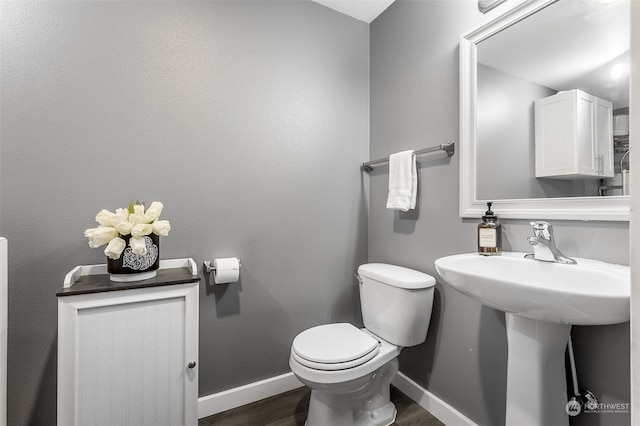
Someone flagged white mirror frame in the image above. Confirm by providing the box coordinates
[459,0,630,221]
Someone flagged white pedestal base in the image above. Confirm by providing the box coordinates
[505,313,572,426]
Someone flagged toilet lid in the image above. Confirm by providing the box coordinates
[292,323,380,370]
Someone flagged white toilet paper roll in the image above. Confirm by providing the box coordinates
[213,257,240,284]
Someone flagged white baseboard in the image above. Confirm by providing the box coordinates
[198,372,304,419]
[392,372,478,426]
[198,370,477,426]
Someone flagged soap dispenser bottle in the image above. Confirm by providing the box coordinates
[478,202,502,255]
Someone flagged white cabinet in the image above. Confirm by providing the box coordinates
[57,258,199,426]
[535,89,613,179]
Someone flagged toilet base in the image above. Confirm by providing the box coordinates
[305,395,396,426]
[305,403,396,426]
[354,401,396,426]
[304,358,399,426]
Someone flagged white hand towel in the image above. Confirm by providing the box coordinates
[386,150,417,211]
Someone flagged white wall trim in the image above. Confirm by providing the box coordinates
[392,372,478,426]
[198,370,477,425]
[198,372,304,419]
[629,0,639,422]
[0,238,7,426]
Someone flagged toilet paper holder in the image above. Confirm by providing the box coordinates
[203,259,242,274]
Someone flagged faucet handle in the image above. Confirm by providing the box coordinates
[530,221,553,240]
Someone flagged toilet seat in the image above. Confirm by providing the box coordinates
[292,323,381,371]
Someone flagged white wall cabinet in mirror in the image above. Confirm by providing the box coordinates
[460,0,631,221]
[535,89,614,179]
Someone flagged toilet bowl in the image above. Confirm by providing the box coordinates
[289,264,436,426]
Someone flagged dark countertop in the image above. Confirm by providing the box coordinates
[57,266,200,297]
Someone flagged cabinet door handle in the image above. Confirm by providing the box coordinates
[595,154,603,175]
[188,361,196,369]
[598,155,603,175]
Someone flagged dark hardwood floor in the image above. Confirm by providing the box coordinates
[199,385,446,426]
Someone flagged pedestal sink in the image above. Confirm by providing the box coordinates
[434,252,630,426]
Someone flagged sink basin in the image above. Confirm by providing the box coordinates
[435,252,630,426]
[434,252,629,325]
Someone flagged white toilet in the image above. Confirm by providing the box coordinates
[289,263,436,426]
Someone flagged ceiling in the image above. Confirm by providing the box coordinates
[478,0,630,107]
[310,0,395,23]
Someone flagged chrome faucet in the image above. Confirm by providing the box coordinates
[524,221,577,264]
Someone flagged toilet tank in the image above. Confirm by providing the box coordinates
[357,263,435,347]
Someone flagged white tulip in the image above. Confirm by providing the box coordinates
[115,221,133,236]
[152,220,171,237]
[145,201,164,223]
[128,204,146,225]
[104,237,126,260]
[131,223,153,238]
[115,208,129,221]
[129,216,144,225]
[129,236,147,255]
[95,209,118,227]
[84,227,118,248]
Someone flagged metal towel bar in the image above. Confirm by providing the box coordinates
[362,142,455,172]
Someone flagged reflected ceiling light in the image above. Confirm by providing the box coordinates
[611,63,625,79]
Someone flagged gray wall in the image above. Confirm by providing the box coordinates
[370,1,629,426]
[0,1,369,424]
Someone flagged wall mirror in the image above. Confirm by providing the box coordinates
[460,0,630,221]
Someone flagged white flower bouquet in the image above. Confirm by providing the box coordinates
[84,201,171,260]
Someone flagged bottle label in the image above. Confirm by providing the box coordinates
[479,228,497,248]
